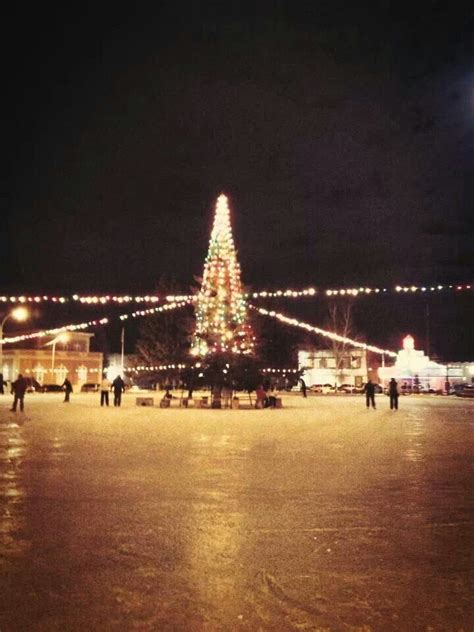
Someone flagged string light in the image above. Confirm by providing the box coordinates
[250,305,397,358]
[0,284,471,305]
[0,294,194,304]
[1,301,192,346]
[119,300,192,321]
[251,288,317,298]
[0,295,68,304]
[126,364,188,372]
[126,364,301,374]
[1,318,109,344]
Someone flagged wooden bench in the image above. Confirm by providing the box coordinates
[194,397,209,408]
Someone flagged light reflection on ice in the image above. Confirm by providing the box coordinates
[0,422,28,557]
[404,419,426,463]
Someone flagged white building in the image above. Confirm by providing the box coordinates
[378,335,474,391]
[298,348,368,388]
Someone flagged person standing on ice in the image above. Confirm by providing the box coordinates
[363,380,376,409]
[112,375,125,407]
[10,374,27,412]
[388,378,399,410]
[255,385,267,409]
[300,377,307,398]
[61,377,73,402]
[100,376,111,407]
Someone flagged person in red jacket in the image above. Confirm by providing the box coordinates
[11,374,27,412]
[255,385,268,409]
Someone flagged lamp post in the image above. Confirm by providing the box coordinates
[46,333,70,384]
[0,307,29,385]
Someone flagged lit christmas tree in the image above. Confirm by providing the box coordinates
[191,194,255,356]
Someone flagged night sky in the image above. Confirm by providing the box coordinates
[2,3,473,358]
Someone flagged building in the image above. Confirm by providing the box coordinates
[298,348,369,388]
[1,332,103,388]
[379,335,474,391]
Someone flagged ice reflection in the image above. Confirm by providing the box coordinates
[404,418,426,463]
[0,421,28,558]
[50,435,67,461]
[186,433,244,614]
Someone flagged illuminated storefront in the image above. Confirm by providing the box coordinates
[1,332,103,387]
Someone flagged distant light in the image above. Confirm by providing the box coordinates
[11,307,29,322]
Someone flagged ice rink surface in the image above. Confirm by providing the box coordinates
[1,391,473,631]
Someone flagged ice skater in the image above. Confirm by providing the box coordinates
[112,375,125,407]
[363,379,376,409]
[100,376,111,406]
[388,378,399,410]
[11,374,27,412]
[62,377,73,402]
[300,378,307,398]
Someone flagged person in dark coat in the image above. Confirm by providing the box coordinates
[300,378,307,398]
[11,374,27,412]
[62,377,73,402]
[388,378,399,410]
[112,375,125,407]
[0,373,4,395]
[363,380,376,409]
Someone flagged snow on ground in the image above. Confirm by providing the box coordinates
[0,391,473,631]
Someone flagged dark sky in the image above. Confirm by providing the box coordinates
[2,2,473,358]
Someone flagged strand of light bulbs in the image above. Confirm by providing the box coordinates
[250,305,397,358]
[127,364,188,372]
[119,300,192,321]
[1,302,191,345]
[0,284,472,305]
[1,318,109,344]
[250,288,317,298]
[125,364,300,373]
[0,294,194,304]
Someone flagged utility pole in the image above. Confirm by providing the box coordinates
[425,303,430,356]
[120,327,125,375]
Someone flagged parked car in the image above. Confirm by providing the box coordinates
[39,384,64,393]
[137,378,158,390]
[452,383,468,395]
[80,383,100,393]
[337,383,368,394]
[311,383,335,394]
[24,377,42,392]
[360,382,383,394]
[455,385,474,398]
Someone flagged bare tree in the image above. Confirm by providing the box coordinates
[326,299,358,388]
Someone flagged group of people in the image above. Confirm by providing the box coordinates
[255,384,280,408]
[99,376,126,407]
[5,375,400,412]
[6,374,127,412]
[363,378,399,410]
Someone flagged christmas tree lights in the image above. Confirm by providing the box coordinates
[191,194,254,356]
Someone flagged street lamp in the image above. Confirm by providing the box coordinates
[0,307,29,381]
[45,333,70,383]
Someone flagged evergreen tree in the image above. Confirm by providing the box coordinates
[135,277,194,386]
[191,194,254,356]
